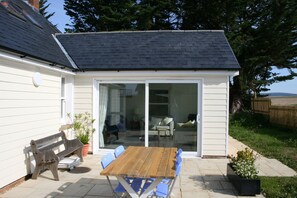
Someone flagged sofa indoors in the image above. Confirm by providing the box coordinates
[149,117,174,137]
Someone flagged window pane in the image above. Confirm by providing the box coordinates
[61,78,65,97]
[99,84,145,149]
[149,83,197,152]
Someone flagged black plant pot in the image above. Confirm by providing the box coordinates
[227,163,261,196]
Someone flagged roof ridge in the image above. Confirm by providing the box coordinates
[55,30,224,36]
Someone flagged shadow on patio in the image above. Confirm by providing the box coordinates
[1,156,264,198]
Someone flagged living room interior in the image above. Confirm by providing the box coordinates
[99,83,198,151]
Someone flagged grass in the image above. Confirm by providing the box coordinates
[260,176,297,198]
[229,111,297,171]
[229,111,297,197]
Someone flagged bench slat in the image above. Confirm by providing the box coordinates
[39,140,64,153]
[34,133,63,145]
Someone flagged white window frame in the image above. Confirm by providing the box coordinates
[60,77,66,123]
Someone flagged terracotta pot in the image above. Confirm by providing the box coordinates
[82,144,89,157]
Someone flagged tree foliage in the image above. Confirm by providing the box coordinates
[39,0,55,19]
[64,0,297,109]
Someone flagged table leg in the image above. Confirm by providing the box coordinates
[116,176,139,198]
[140,178,162,198]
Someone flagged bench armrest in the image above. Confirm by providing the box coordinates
[34,150,59,165]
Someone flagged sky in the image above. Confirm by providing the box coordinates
[46,0,297,94]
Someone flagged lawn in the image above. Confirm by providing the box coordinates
[229,112,297,171]
[260,176,297,198]
[229,111,297,197]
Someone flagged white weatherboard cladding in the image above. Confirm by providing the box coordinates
[0,59,63,188]
[74,72,230,157]
[203,76,228,156]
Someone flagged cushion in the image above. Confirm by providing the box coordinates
[161,117,173,125]
[150,117,162,130]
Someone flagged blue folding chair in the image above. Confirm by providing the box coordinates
[101,153,143,197]
[161,155,182,184]
[176,148,183,157]
[155,162,182,198]
[114,145,125,158]
[101,153,127,197]
[142,155,183,197]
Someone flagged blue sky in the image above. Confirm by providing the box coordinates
[46,0,297,94]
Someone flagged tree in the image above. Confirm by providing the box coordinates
[39,0,55,19]
[64,0,137,32]
[180,0,297,111]
[136,0,178,30]
[64,0,179,32]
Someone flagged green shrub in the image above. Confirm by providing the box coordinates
[230,148,259,179]
[72,112,95,144]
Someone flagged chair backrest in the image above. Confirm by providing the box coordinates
[176,155,182,167]
[176,148,183,157]
[114,145,125,158]
[176,163,182,176]
[101,153,115,169]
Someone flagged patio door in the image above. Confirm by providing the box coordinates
[147,82,200,154]
[97,81,202,156]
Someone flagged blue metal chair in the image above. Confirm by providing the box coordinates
[142,155,183,197]
[176,148,183,157]
[155,162,182,198]
[114,145,125,158]
[101,153,127,197]
[101,153,143,197]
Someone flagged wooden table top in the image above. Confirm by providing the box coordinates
[100,146,177,179]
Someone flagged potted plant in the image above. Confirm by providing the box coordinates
[227,148,260,196]
[72,112,95,157]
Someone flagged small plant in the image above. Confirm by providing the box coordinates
[71,112,95,144]
[230,148,259,179]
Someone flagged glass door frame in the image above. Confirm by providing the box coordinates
[94,79,203,157]
[145,80,202,157]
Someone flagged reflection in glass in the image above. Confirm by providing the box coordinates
[99,84,145,149]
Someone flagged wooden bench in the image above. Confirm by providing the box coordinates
[30,132,83,181]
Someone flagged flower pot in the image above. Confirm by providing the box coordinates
[82,144,89,157]
[227,163,260,196]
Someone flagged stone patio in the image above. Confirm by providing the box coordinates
[0,155,264,198]
[1,137,296,198]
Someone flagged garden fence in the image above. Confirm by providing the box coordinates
[251,98,297,129]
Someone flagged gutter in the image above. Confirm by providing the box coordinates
[0,51,76,75]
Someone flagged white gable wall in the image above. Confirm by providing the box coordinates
[0,53,74,189]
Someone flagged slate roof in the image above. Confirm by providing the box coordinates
[0,0,72,68]
[56,31,240,71]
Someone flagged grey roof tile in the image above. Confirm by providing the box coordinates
[56,31,240,71]
[0,0,72,68]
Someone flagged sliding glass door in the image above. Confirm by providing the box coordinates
[98,81,200,153]
[99,83,145,149]
[148,83,198,151]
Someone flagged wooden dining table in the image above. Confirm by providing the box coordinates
[100,146,177,198]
